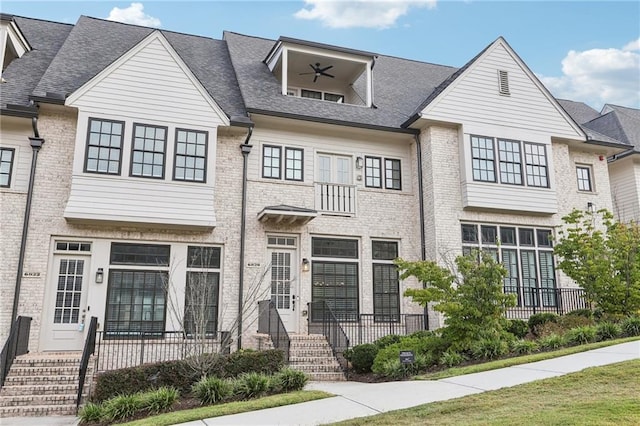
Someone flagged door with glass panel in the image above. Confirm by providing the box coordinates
[42,253,91,351]
[267,236,298,333]
[316,154,355,214]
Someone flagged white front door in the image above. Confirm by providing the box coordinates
[268,247,298,333]
[42,254,90,351]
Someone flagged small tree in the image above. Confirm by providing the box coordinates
[398,251,515,351]
[554,208,640,315]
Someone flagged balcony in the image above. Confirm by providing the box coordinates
[315,183,356,215]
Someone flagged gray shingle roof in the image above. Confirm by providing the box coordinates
[1,16,72,112]
[556,99,600,125]
[224,31,456,130]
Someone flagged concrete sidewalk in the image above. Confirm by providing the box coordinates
[1,341,637,426]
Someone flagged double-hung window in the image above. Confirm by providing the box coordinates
[174,129,207,182]
[576,165,593,192]
[0,147,15,187]
[262,145,304,181]
[461,224,556,308]
[498,139,522,185]
[471,136,496,182]
[524,143,549,188]
[105,243,170,338]
[131,124,166,179]
[85,118,124,175]
[184,246,221,337]
[311,238,359,322]
[364,156,402,190]
[372,241,399,322]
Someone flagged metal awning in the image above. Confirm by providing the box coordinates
[257,204,317,226]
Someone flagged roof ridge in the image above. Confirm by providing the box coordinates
[10,14,74,27]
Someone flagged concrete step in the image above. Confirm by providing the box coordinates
[301,371,346,381]
[6,365,79,377]
[12,357,81,368]
[0,384,79,396]
[289,363,344,373]
[289,355,341,365]
[289,348,334,357]
[0,394,77,407]
[0,404,77,417]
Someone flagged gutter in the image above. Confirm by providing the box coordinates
[11,102,45,328]
[414,134,426,261]
[236,120,254,350]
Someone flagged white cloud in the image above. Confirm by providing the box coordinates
[106,3,161,27]
[540,40,640,109]
[294,0,437,29]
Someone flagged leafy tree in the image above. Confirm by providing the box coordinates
[397,251,515,351]
[554,208,640,315]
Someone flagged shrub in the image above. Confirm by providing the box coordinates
[471,338,509,360]
[506,320,529,339]
[595,322,622,341]
[371,336,441,374]
[510,339,539,355]
[377,353,432,380]
[621,316,640,336]
[538,333,565,350]
[565,308,594,319]
[558,314,594,330]
[233,372,271,399]
[143,386,179,414]
[224,349,285,377]
[565,326,598,345]
[271,368,308,392]
[439,350,466,367]
[192,376,233,405]
[349,344,379,374]
[408,330,435,340]
[374,334,403,349]
[78,402,103,424]
[102,393,145,422]
[528,313,559,334]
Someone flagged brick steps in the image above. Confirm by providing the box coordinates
[0,352,86,418]
[288,334,345,381]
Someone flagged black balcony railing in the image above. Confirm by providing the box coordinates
[94,330,231,372]
[0,316,31,389]
[307,301,350,374]
[257,300,290,363]
[504,287,590,319]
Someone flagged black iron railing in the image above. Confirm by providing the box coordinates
[94,330,231,372]
[505,287,590,319]
[307,301,350,374]
[257,300,290,363]
[0,316,32,389]
[76,316,98,412]
[337,314,427,346]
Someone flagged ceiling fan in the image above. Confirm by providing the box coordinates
[299,62,335,83]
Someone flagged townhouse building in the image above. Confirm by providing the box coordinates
[1,13,634,365]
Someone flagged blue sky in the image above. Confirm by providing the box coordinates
[3,1,639,110]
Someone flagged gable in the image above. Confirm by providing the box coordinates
[66,31,228,127]
[420,40,584,140]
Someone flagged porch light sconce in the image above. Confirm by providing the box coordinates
[95,268,104,284]
[355,156,363,169]
[302,258,310,272]
[587,202,595,213]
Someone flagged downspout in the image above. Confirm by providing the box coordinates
[11,103,45,327]
[414,133,426,261]
[237,126,254,350]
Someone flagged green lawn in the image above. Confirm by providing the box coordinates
[118,390,333,426]
[333,359,640,426]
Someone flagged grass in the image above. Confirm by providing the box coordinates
[418,336,640,380]
[117,390,332,426]
[334,359,640,425]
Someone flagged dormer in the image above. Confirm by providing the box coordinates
[0,14,31,76]
[264,36,376,107]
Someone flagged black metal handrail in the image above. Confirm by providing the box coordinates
[94,330,230,372]
[257,300,290,363]
[504,287,590,319]
[76,316,98,412]
[307,301,349,375]
[0,316,32,389]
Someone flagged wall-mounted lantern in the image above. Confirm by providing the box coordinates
[95,268,104,284]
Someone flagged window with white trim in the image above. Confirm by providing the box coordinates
[317,154,351,184]
[461,223,556,307]
[0,147,15,187]
[131,124,166,179]
[576,165,593,192]
[311,237,359,322]
[85,118,124,175]
[372,240,399,322]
